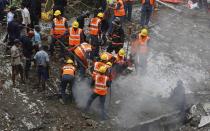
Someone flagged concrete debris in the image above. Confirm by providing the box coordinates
[198,116,210,128]
[85,119,98,128]
[82,113,91,119]
[189,105,198,117]
[203,103,210,114]
[185,103,210,129]
[115,100,121,104]
[187,0,199,9]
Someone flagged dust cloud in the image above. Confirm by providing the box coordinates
[73,78,92,108]
[112,49,208,128]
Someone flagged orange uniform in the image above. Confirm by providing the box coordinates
[69,27,83,46]
[51,17,67,37]
[92,73,109,95]
[139,35,150,54]
[92,61,108,75]
[131,34,150,54]
[141,0,155,5]
[73,43,92,68]
[102,52,114,62]
[115,55,126,65]
[62,64,76,76]
[89,17,101,36]
[114,0,126,17]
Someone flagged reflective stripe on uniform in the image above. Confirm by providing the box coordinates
[95,75,108,86]
[89,18,101,35]
[69,27,82,46]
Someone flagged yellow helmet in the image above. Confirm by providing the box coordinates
[97,12,104,18]
[118,48,126,57]
[66,59,74,64]
[106,62,112,66]
[99,66,107,74]
[54,10,61,16]
[140,28,148,36]
[100,53,108,61]
[72,21,79,28]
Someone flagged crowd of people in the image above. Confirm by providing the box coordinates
[2,0,154,120]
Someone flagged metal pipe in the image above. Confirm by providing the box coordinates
[156,0,182,12]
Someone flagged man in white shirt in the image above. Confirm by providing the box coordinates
[4,6,15,43]
[21,3,31,33]
[7,6,16,24]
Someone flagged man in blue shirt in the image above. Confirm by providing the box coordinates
[34,45,49,91]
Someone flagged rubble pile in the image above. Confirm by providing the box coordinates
[0,0,210,131]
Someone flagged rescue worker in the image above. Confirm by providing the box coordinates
[140,0,155,28]
[92,53,110,77]
[113,48,128,77]
[60,59,76,104]
[93,52,115,81]
[100,52,115,63]
[89,12,104,60]
[170,80,186,117]
[85,66,111,120]
[107,17,125,54]
[50,10,68,57]
[104,61,113,86]
[71,42,92,78]
[124,0,134,22]
[131,28,150,70]
[113,0,125,23]
[68,21,84,49]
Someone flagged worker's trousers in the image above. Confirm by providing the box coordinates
[77,59,86,78]
[60,74,75,102]
[125,3,133,21]
[50,37,65,57]
[24,58,31,79]
[85,93,106,119]
[90,35,100,60]
[140,5,153,26]
[198,0,208,11]
[107,15,114,33]
[132,53,147,74]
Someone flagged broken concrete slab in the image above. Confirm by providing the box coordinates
[198,116,210,128]
[203,103,210,114]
